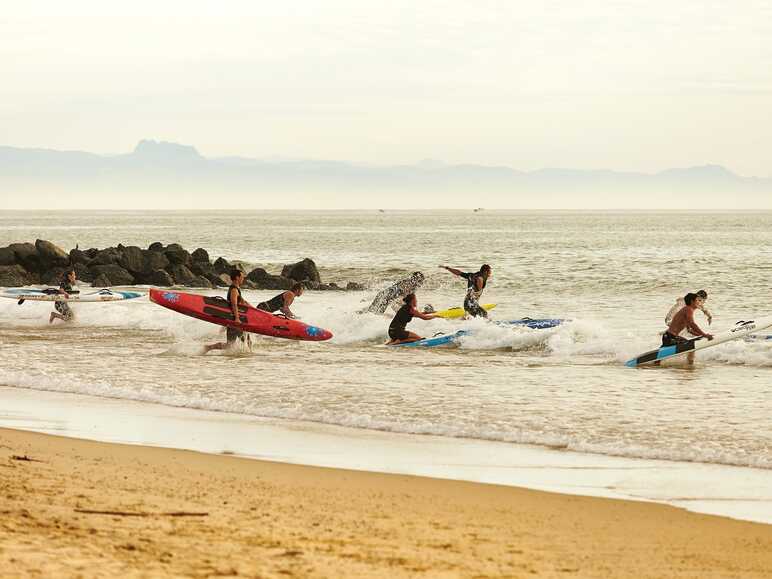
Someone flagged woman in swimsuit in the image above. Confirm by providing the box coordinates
[386,293,438,345]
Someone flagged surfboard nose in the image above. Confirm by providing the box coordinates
[305,326,333,341]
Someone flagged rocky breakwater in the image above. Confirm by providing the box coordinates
[0,240,365,291]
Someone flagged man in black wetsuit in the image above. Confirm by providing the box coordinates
[386,293,439,345]
[440,264,492,318]
[49,269,77,324]
[204,269,252,353]
[364,272,425,314]
[257,283,304,319]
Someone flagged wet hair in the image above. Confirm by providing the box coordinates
[403,293,415,305]
[480,264,492,273]
[684,292,698,306]
[230,269,244,280]
[291,282,303,293]
[696,290,708,299]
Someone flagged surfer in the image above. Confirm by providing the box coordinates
[49,269,77,324]
[364,272,425,314]
[660,292,714,365]
[666,289,712,326]
[203,269,252,353]
[257,283,304,319]
[440,264,492,318]
[386,293,439,345]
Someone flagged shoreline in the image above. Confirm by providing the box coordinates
[2,385,772,525]
[3,426,772,577]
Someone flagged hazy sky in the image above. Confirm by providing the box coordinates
[2,1,771,175]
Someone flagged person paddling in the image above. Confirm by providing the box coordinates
[660,292,714,365]
[440,264,492,318]
[257,283,304,319]
[204,269,252,353]
[49,269,77,324]
[386,293,439,345]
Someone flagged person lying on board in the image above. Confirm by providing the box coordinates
[204,269,252,354]
[665,289,712,327]
[386,293,439,345]
[257,283,304,319]
[49,269,77,324]
[439,263,492,318]
[658,292,714,365]
[364,271,425,314]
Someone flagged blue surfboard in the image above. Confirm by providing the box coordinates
[496,318,564,329]
[391,330,467,348]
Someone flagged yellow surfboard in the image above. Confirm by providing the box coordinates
[433,304,497,319]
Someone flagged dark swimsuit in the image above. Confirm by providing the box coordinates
[226,284,243,343]
[257,292,286,313]
[388,303,414,341]
[461,271,487,318]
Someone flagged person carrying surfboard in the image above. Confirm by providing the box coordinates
[49,269,77,324]
[659,292,714,365]
[386,293,439,345]
[257,283,304,319]
[364,272,425,314]
[440,264,492,318]
[203,269,252,354]
[665,289,712,327]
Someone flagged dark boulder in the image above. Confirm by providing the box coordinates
[89,247,122,267]
[9,243,40,272]
[118,245,145,273]
[205,272,227,287]
[213,257,234,274]
[0,246,15,266]
[166,243,185,252]
[41,267,69,285]
[216,273,232,286]
[141,250,170,273]
[191,275,213,289]
[246,267,292,290]
[169,264,196,286]
[69,248,90,265]
[165,248,192,266]
[191,248,210,263]
[91,274,111,287]
[35,239,70,267]
[281,258,321,283]
[145,269,175,287]
[148,242,165,252]
[73,263,95,283]
[346,282,365,291]
[0,265,32,287]
[191,261,216,277]
[328,282,342,290]
[89,264,135,286]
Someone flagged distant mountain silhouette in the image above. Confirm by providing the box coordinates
[1,140,770,209]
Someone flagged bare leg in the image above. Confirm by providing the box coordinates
[387,331,423,345]
[687,352,695,365]
[203,342,227,354]
[49,312,66,324]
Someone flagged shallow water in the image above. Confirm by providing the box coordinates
[1,210,771,469]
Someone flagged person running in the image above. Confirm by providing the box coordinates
[386,293,439,345]
[365,272,425,314]
[440,264,492,318]
[49,269,78,324]
[660,292,714,365]
[665,289,712,326]
[257,283,304,318]
[204,269,252,353]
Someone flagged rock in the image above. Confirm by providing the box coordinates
[190,261,216,277]
[281,258,321,283]
[318,284,331,291]
[141,250,170,273]
[41,267,69,285]
[118,245,144,273]
[73,263,95,283]
[346,282,365,291]
[89,247,122,267]
[303,280,320,290]
[329,282,341,290]
[206,273,227,287]
[69,248,89,265]
[191,248,210,263]
[169,264,196,286]
[246,267,292,290]
[84,248,99,259]
[92,274,111,287]
[89,264,135,286]
[0,265,32,287]
[145,269,174,287]
[191,275,213,289]
[35,239,70,267]
[9,243,40,272]
[242,279,258,290]
[0,246,15,266]
[165,248,192,266]
[217,273,232,286]
[148,242,165,252]
[213,257,232,274]
[166,243,185,252]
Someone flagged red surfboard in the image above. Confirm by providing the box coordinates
[149,289,333,341]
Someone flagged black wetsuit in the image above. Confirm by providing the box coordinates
[226,284,244,343]
[55,279,74,320]
[257,291,286,313]
[388,303,414,341]
[460,271,487,318]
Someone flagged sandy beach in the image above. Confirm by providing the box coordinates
[1,427,770,578]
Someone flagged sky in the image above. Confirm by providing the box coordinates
[1,1,771,176]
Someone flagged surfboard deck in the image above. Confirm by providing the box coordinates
[149,289,332,341]
[496,318,564,329]
[0,287,142,302]
[625,316,772,367]
[433,304,496,319]
[390,330,467,348]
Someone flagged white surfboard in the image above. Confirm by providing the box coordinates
[0,287,143,303]
[625,316,772,367]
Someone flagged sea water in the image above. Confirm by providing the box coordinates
[0,210,770,471]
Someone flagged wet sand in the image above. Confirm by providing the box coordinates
[1,427,771,578]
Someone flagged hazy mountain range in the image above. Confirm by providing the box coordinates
[1,140,770,209]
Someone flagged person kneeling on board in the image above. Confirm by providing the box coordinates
[256,282,304,319]
[204,269,252,354]
[49,269,77,324]
[665,289,712,327]
[659,292,713,365]
[440,264,492,318]
[386,293,439,345]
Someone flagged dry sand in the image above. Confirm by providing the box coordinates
[1,427,770,578]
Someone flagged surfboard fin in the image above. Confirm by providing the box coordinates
[17,299,25,305]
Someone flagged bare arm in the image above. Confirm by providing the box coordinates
[440,265,463,277]
[685,309,711,338]
[280,292,296,318]
[411,307,438,321]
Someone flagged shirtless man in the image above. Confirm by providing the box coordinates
[203,269,252,353]
[661,292,714,365]
[666,289,712,327]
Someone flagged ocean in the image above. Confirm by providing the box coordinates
[1,210,771,471]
